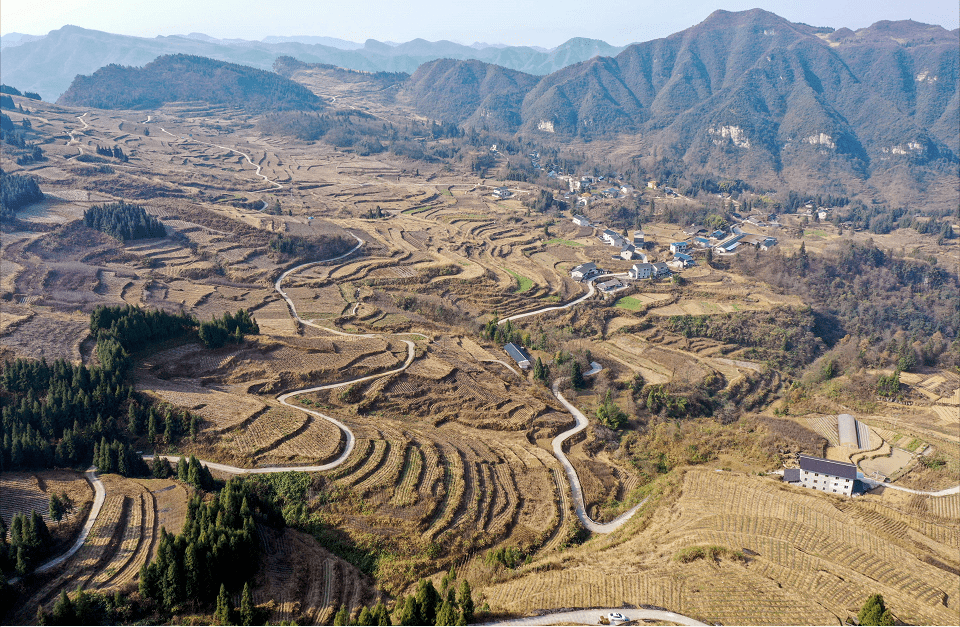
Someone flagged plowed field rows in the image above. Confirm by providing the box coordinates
[264,415,343,463]
[0,471,93,528]
[226,406,307,456]
[139,378,266,432]
[478,470,958,625]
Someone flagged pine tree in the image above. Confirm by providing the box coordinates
[148,407,158,441]
[395,595,420,626]
[570,361,584,389]
[15,545,28,576]
[215,583,232,625]
[457,580,474,625]
[356,605,373,626]
[184,543,200,600]
[372,600,391,626]
[415,579,440,625]
[128,403,140,435]
[152,454,167,478]
[436,587,458,626]
[333,604,350,625]
[52,590,76,624]
[239,582,254,626]
[49,493,65,526]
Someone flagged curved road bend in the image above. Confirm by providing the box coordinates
[499,273,629,324]
[489,608,707,626]
[11,466,106,582]
[552,381,647,533]
[158,127,282,190]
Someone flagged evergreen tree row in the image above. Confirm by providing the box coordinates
[38,587,135,625]
[90,304,196,353]
[148,454,216,492]
[388,571,475,626]
[198,309,259,349]
[138,479,258,614]
[82,201,166,241]
[480,314,531,347]
[0,168,44,220]
[94,145,128,161]
[92,436,149,476]
[0,511,51,577]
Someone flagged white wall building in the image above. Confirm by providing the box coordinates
[797,455,857,496]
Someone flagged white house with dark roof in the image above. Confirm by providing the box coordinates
[619,244,640,260]
[629,263,654,279]
[572,214,591,227]
[652,262,671,278]
[797,455,857,496]
[570,262,600,281]
[669,241,689,254]
[601,229,626,247]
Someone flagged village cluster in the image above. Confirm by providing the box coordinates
[567,213,779,289]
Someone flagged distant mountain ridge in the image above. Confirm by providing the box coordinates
[58,54,325,111]
[0,25,628,101]
[397,10,957,204]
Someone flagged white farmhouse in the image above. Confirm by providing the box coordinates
[570,262,600,281]
[629,263,654,279]
[796,455,857,496]
[652,262,671,278]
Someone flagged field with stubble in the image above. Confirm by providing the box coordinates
[3,87,956,627]
[480,469,959,625]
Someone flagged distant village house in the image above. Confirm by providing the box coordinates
[570,262,600,281]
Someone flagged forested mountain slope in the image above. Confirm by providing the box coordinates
[57,54,325,111]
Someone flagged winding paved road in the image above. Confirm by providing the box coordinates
[552,381,647,533]
[10,466,106,582]
[495,273,646,533]
[489,607,707,626]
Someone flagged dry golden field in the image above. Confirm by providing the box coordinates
[3,94,957,625]
[480,469,960,625]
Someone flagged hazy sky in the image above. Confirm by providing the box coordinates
[2,0,957,47]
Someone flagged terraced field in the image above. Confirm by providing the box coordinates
[11,475,188,624]
[480,470,960,625]
[0,471,93,530]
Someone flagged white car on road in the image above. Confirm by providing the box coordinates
[607,612,629,625]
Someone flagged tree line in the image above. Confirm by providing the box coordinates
[94,145,128,162]
[0,85,40,100]
[82,201,166,241]
[0,511,52,577]
[198,310,259,349]
[0,168,43,220]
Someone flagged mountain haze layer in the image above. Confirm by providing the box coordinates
[0,25,627,101]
